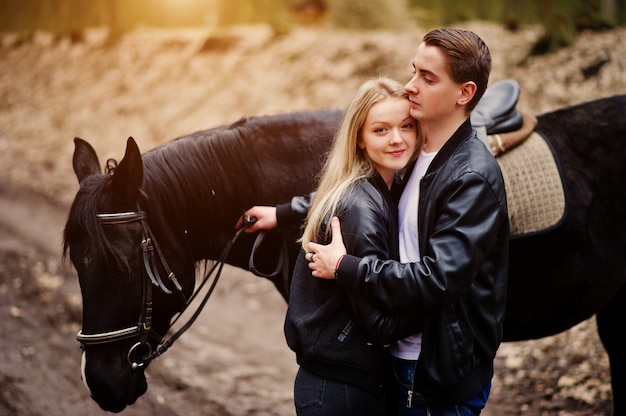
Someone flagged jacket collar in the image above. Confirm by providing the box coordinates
[427,118,474,173]
[369,172,396,201]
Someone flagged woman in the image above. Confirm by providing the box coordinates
[284,77,422,415]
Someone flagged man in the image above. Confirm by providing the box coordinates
[243,28,509,415]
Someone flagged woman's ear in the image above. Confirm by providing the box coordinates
[458,81,477,106]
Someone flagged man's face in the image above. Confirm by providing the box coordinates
[404,42,463,124]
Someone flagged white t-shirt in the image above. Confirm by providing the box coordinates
[390,149,437,360]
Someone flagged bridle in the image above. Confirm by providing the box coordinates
[76,207,255,369]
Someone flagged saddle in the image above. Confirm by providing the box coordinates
[472,79,523,134]
[471,79,537,156]
[472,79,566,237]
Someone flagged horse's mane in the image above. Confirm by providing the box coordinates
[141,120,261,241]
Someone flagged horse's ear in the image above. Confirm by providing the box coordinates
[111,137,144,204]
[73,137,101,184]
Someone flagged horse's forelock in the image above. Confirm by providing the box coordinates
[63,174,132,273]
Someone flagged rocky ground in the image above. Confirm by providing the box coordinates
[1,21,625,415]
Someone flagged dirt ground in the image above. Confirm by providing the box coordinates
[1,22,625,415]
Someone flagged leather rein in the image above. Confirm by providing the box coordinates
[76,208,256,370]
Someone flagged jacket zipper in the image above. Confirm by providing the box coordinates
[407,360,418,408]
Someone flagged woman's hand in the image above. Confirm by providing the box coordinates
[236,206,278,233]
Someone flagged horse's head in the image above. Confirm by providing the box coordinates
[64,137,188,412]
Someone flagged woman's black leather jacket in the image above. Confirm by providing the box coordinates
[284,175,420,396]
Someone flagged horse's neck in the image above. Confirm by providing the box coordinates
[142,143,300,261]
[152,198,247,265]
[143,110,339,263]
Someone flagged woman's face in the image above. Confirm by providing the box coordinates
[359,97,417,187]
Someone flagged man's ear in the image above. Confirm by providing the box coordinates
[458,81,477,106]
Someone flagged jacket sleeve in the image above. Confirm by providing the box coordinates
[336,171,505,319]
[337,187,420,345]
[275,192,315,227]
[349,287,422,345]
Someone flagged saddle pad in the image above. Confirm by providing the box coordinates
[496,132,566,237]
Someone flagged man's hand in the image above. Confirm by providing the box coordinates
[307,217,347,279]
[236,206,278,233]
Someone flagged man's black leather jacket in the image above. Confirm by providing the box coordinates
[336,119,509,405]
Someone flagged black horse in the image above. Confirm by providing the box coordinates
[64,96,626,414]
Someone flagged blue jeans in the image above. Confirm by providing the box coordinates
[293,367,387,415]
[388,358,491,416]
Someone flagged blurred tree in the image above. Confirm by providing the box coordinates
[248,0,292,34]
[289,0,327,25]
[598,0,626,25]
[531,0,618,54]
[530,0,577,54]
[434,0,469,24]
[1,0,624,54]
[327,0,409,30]
[104,0,133,45]
[214,0,292,33]
[408,0,625,54]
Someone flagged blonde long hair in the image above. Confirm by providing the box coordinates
[300,77,421,249]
